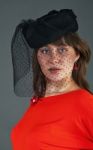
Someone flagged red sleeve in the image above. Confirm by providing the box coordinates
[82,97,93,140]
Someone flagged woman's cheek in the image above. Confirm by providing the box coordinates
[39,60,48,73]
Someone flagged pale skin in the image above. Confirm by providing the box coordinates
[37,43,80,97]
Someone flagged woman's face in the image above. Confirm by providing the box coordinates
[37,44,80,82]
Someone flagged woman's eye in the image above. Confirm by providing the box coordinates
[40,48,49,54]
[59,48,66,52]
[40,47,67,54]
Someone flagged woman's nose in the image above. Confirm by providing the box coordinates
[49,51,60,63]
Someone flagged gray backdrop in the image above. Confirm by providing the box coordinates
[0,0,93,149]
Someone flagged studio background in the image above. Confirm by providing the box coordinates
[0,0,93,149]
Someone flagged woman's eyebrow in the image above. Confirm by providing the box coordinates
[40,44,68,49]
[58,44,68,47]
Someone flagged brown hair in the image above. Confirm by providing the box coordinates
[32,32,92,100]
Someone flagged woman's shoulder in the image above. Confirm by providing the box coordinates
[78,89,93,114]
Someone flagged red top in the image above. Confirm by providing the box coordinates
[10,89,93,150]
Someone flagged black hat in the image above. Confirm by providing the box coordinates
[22,9,78,49]
[11,9,78,97]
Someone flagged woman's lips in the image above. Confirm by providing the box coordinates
[49,67,61,70]
[49,68,61,74]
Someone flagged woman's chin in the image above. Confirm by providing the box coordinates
[46,76,65,82]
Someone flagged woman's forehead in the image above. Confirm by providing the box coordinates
[40,43,69,48]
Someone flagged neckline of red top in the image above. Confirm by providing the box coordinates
[35,88,92,103]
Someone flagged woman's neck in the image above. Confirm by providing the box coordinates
[45,76,80,97]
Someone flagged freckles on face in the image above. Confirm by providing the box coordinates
[37,45,79,81]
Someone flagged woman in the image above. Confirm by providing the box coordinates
[10,9,93,150]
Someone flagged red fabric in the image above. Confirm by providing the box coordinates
[10,89,93,150]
